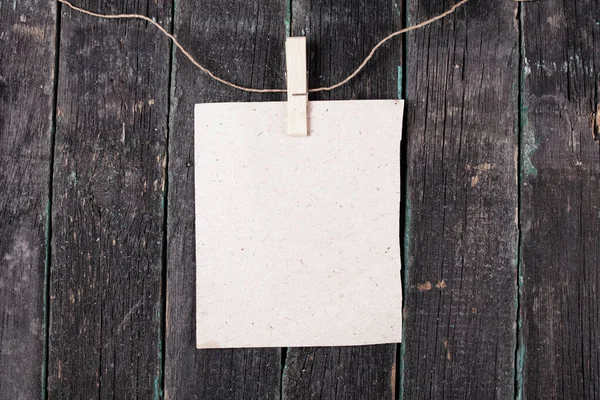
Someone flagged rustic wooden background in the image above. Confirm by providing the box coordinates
[1,0,598,398]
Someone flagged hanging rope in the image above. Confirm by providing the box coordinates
[57,0,469,93]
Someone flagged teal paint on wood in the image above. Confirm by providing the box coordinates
[521,123,538,177]
[520,61,538,177]
[154,306,163,400]
[284,0,291,37]
[397,66,403,100]
[398,192,411,400]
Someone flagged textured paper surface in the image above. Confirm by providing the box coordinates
[195,100,403,349]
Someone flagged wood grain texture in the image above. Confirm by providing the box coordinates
[164,0,285,398]
[401,0,519,398]
[282,0,402,399]
[283,345,397,400]
[520,1,600,398]
[48,0,171,397]
[0,0,56,398]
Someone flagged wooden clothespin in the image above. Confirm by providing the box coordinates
[285,37,308,136]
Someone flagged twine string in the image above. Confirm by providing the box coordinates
[57,0,469,94]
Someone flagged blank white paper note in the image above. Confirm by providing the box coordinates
[195,99,404,349]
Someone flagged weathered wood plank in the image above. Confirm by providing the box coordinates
[283,345,397,400]
[401,1,519,398]
[164,0,285,398]
[48,0,172,397]
[0,0,56,398]
[520,1,600,398]
[282,0,402,398]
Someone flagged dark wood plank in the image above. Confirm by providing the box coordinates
[0,0,56,398]
[283,345,397,400]
[520,1,600,398]
[401,0,519,398]
[282,1,402,399]
[48,0,172,397]
[164,0,285,398]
